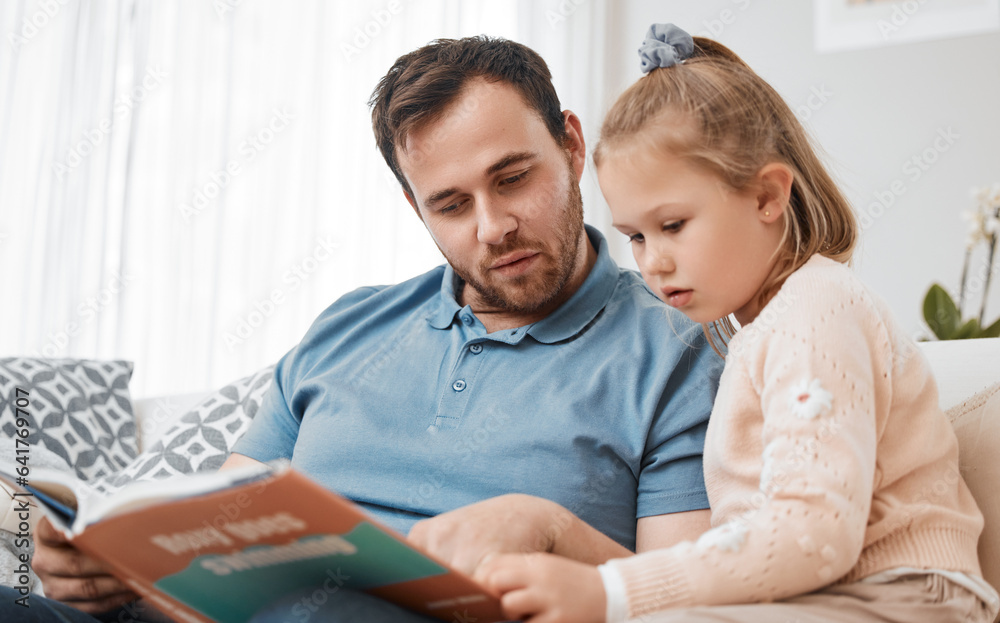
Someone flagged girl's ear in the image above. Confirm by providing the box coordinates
[755,163,794,224]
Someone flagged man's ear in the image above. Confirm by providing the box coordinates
[756,162,794,223]
[403,189,423,221]
[561,110,586,183]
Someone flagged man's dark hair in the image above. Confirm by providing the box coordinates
[369,35,567,198]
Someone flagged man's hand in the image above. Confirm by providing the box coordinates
[474,552,606,623]
[32,517,139,614]
[407,494,574,576]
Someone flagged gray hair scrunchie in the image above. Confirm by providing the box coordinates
[638,23,694,74]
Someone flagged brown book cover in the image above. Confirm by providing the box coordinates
[1,464,507,623]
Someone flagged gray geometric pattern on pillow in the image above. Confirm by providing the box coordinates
[0,358,138,482]
[94,365,274,493]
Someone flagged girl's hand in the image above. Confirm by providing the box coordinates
[475,552,606,623]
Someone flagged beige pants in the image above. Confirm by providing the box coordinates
[629,573,996,623]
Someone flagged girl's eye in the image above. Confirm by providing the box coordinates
[663,220,685,233]
[626,233,644,244]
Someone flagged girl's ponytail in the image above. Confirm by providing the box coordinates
[690,36,752,69]
[595,24,858,352]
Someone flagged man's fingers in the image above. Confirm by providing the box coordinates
[31,520,132,613]
[35,516,70,545]
[62,591,141,615]
[40,573,134,607]
[405,520,427,547]
[32,540,113,579]
[406,520,448,558]
[471,550,499,578]
[448,547,493,577]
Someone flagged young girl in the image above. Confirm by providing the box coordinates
[473,24,1000,623]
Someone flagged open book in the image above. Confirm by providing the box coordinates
[0,462,506,623]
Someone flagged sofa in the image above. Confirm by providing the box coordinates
[1,338,998,618]
[131,338,1000,620]
[919,337,1000,620]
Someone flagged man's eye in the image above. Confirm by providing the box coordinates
[440,199,467,214]
[500,172,525,186]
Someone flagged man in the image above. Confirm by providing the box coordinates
[5,35,722,622]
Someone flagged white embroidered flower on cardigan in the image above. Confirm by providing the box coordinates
[696,520,749,553]
[789,378,833,420]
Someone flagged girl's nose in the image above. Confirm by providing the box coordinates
[644,243,676,275]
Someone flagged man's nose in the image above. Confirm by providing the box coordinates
[476,197,517,245]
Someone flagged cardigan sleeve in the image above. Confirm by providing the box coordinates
[604,274,889,617]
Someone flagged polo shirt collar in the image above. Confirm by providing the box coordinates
[427,265,465,329]
[426,225,619,342]
[527,226,618,344]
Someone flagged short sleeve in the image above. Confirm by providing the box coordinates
[230,285,387,463]
[230,349,301,462]
[636,324,724,517]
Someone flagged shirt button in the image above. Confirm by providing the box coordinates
[470,344,483,354]
[462,314,474,326]
[452,379,467,392]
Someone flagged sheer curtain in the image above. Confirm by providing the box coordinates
[0,0,616,397]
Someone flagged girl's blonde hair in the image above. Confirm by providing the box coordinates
[594,37,858,353]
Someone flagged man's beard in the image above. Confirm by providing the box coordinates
[451,173,585,314]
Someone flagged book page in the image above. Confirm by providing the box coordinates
[75,462,275,534]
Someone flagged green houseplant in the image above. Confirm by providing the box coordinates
[923,184,1000,340]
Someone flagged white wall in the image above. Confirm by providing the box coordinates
[597,0,1000,336]
[5,1,997,397]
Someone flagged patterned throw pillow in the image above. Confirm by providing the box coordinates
[0,358,138,482]
[95,366,274,493]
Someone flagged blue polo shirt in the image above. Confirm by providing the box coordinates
[233,226,722,550]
